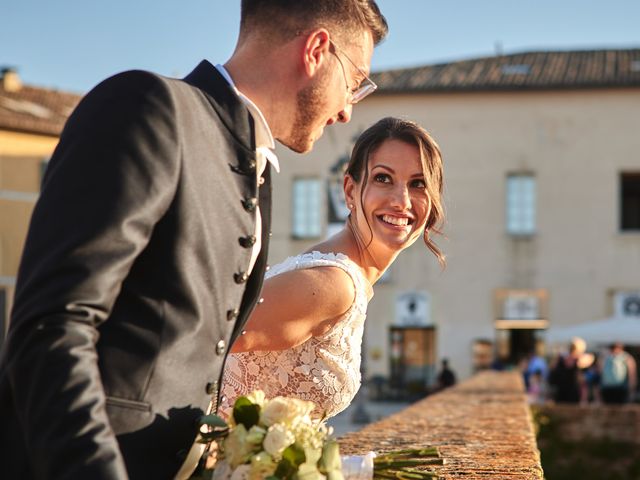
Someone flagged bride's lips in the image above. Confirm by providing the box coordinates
[376,213,414,231]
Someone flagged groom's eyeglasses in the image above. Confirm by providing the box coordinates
[329,40,377,104]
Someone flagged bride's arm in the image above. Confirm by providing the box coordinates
[230,266,356,353]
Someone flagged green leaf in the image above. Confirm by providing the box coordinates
[196,414,229,443]
[198,414,229,429]
[282,443,306,468]
[274,444,307,479]
[274,458,295,479]
[232,396,261,430]
[197,428,229,443]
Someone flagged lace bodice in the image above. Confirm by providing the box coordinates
[220,251,372,419]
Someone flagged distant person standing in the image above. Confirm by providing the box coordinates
[527,369,547,405]
[600,342,637,404]
[437,358,457,389]
[525,351,548,386]
[548,337,593,404]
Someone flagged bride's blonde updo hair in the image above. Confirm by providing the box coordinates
[346,117,445,266]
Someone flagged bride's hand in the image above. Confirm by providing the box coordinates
[204,442,218,470]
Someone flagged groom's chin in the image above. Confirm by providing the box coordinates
[276,133,317,155]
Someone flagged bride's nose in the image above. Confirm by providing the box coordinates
[389,184,411,209]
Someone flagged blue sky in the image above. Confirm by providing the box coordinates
[3,0,639,93]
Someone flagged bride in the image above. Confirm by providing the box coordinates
[220,117,445,418]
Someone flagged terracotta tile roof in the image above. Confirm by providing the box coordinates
[372,48,640,93]
[0,79,82,137]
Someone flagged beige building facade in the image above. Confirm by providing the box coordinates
[2,51,639,389]
[270,49,640,384]
[0,68,80,342]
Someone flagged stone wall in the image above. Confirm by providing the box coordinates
[339,371,543,479]
[537,403,640,444]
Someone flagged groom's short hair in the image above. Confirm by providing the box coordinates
[239,0,388,45]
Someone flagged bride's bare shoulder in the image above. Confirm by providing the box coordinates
[265,265,356,318]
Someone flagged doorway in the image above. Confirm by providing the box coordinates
[389,326,436,397]
[509,329,537,363]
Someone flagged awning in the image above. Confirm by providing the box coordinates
[545,316,640,345]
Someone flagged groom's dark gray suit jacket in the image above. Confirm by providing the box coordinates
[0,60,271,479]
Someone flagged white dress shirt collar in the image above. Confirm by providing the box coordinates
[215,64,280,173]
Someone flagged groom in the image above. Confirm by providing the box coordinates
[0,1,387,479]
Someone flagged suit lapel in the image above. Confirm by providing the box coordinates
[231,165,272,346]
[184,60,272,346]
[184,60,256,155]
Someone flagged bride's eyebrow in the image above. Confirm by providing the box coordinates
[370,164,394,173]
[371,164,424,178]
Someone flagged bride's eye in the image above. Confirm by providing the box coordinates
[373,173,391,184]
[410,178,426,189]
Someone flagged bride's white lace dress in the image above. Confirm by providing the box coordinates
[220,251,372,419]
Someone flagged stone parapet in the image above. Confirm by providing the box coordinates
[538,403,640,444]
[338,371,543,479]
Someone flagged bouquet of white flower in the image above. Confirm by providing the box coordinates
[198,391,343,480]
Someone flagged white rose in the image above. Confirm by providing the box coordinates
[229,464,251,480]
[249,451,276,480]
[263,423,295,459]
[260,397,292,427]
[260,396,316,427]
[245,390,266,407]
[245,425,267,446]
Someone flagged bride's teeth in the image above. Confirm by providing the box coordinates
[382,215,409,226]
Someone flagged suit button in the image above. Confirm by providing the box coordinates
[216,340,226,355]
[245,160,256,174]
[242,197,257,212]
[257,297,264,305]
[239,235,257,248]
[206,381,218,395]
[229,161,256,175]
[227,309,239,321]
[234,272,249,284]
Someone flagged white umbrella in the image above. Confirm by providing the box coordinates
[545,316,640,346]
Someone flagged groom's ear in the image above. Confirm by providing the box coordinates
[302,28,331,78]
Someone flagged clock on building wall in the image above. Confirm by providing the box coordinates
[615,292,640,317]
[395,291,431,327]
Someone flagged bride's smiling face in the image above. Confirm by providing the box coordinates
[345,138,431,255]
